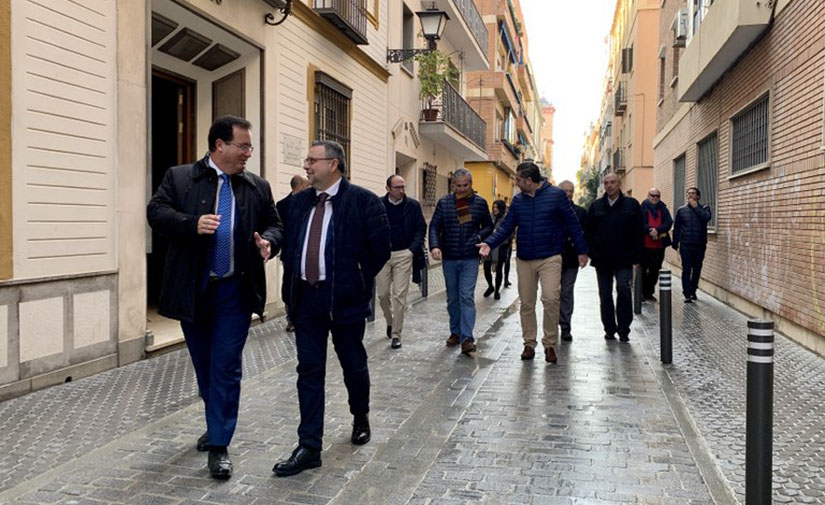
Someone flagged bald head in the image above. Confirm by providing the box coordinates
[290,174,309,194]
[558,180,574,201]
[603,173,620,198]
[647,187,661,205]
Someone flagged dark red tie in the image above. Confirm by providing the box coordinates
[305,192,328,285]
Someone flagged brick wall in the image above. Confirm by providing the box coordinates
[653,0,825,340]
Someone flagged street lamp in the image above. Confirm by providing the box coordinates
[387,7,450,62]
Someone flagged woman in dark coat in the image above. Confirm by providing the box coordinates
[483,200,512,300]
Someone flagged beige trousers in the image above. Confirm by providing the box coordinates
[376,249,414,339]
[516,255,562,349]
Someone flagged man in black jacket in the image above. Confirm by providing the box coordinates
[641,188,673,301]
[376,175,426,350]
[429,168,493,355]
[586,173,644,342]
[272,141,391,477]
[558,180,588,342]
[147,116,283,480]
[276,175,309,332]
[672,187,712,303]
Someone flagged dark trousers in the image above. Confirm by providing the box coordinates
[503,247,512,284]
[679,244,706,298]
[483,259,504,293]
[294,281,369,451]
[559,267,579,337]
[181,277,252,448]
[596,267,633,337]
[641,248,666,298]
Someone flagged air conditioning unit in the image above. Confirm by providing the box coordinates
[672,8,688,47]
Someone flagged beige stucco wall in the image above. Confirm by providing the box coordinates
[0,1,10,281]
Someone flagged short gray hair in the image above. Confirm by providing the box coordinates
[312,140,347,173]
[558,180,574,188]
[451,168,472,183]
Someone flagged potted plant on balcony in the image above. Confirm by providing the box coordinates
[416,49,457,122]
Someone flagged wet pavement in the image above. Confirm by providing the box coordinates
[0,265,822,505]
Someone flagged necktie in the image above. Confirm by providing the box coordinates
[211,174,232,277]
[305,192,328,285]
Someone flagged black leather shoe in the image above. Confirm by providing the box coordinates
[604,333,616,340]
[619,334,630,343]
[273,446,321,477]
[196,431,209,452]
[391,337,401,349]
[208,448,232,480]
[351,414,371,445]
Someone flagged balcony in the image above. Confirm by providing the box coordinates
[431,0,488,70]
[490,71,519,110]
[420,81,487,161]
[314,0,368,45]
[678,0,772,102]
[613,147,625,172]
[614,82,627,115]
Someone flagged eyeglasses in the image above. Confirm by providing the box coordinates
[227,142,254,153]
[648,193,661,198]
[303,157,335,165]
[390,185,406,190]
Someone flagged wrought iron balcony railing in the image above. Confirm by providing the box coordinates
[614,81,627,115]
[421,81,486,150]
[613,147,625,171]
[314,0,368,45]
[454,0,488,56]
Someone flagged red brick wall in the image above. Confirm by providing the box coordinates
[654,0,825,337]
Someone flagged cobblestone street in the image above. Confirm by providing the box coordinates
[0,266,822,505]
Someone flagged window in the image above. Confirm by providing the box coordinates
[658,47,666,102]
[502,108,515,144]
[366,0,378,28]
[314,72,352,177]
[696,133,718,228]
[730,94,770,175]
[621,46,634,73]
[672,46,681,84]
[673,155,685,209]
[401,5,414,74]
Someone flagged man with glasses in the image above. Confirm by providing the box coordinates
[273,140,390,477]
[375,175,426,349]
[672,187,712,303]
[640,188,673,301]
[147,115,283,479]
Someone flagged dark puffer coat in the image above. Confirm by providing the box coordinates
[672,203,712,249]
[281,176,391,324]
[428,193,493,260]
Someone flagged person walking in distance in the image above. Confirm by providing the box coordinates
[672,187,712,303]
[429,168,493,355]
[482,200,512,301]
[272,141,390,477]
[147,116,283,480]
[585,173,644,343]
[375,174,427,349]
[557,180,587,342]
[277,175,310,333]
[640,188,673,301]
[478,163,588,363]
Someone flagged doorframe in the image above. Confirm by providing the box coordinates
[151,67,197,165]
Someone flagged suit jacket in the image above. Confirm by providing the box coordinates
[147,155,283,322]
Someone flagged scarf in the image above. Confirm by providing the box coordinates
[641,199,666,220]
[455,192,472,225]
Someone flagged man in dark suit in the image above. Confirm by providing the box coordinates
[276,175,309,332]
[273,140,391,477]
[147,116,283,480]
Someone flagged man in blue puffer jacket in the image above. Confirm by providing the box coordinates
[429,168,493,355]
[478,162,588,364]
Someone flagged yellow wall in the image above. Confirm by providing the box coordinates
[0,0,11,280]
[467,162,514,207]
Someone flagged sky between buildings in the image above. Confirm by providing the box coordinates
[520,0,616,185]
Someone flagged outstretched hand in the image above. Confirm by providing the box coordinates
[254,232,271,263]
[476,242,491,258]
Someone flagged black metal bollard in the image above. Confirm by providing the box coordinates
[634,264,643,314]
[659,270,672,364]
[746,320,774,505]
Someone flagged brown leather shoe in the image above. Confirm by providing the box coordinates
[520,345,535,360]
[461,339,477,354]
[445,334,460,347]
[545,347,557,364]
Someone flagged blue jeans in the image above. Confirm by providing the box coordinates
[442,259,479,342]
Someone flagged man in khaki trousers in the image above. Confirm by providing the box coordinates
[478,163,588,363]
[375,175,426,349]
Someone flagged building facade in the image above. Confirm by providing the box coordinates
[653,0,825,353]
[464,0,543,205]
[540,100,556,181]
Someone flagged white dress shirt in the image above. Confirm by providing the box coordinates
[301,177,342,281]
[208,156,235,277]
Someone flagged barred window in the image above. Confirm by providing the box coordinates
[697,133,718,228]
[731,94,769,174]
[673,155,685,209]
[314,72,352,177]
